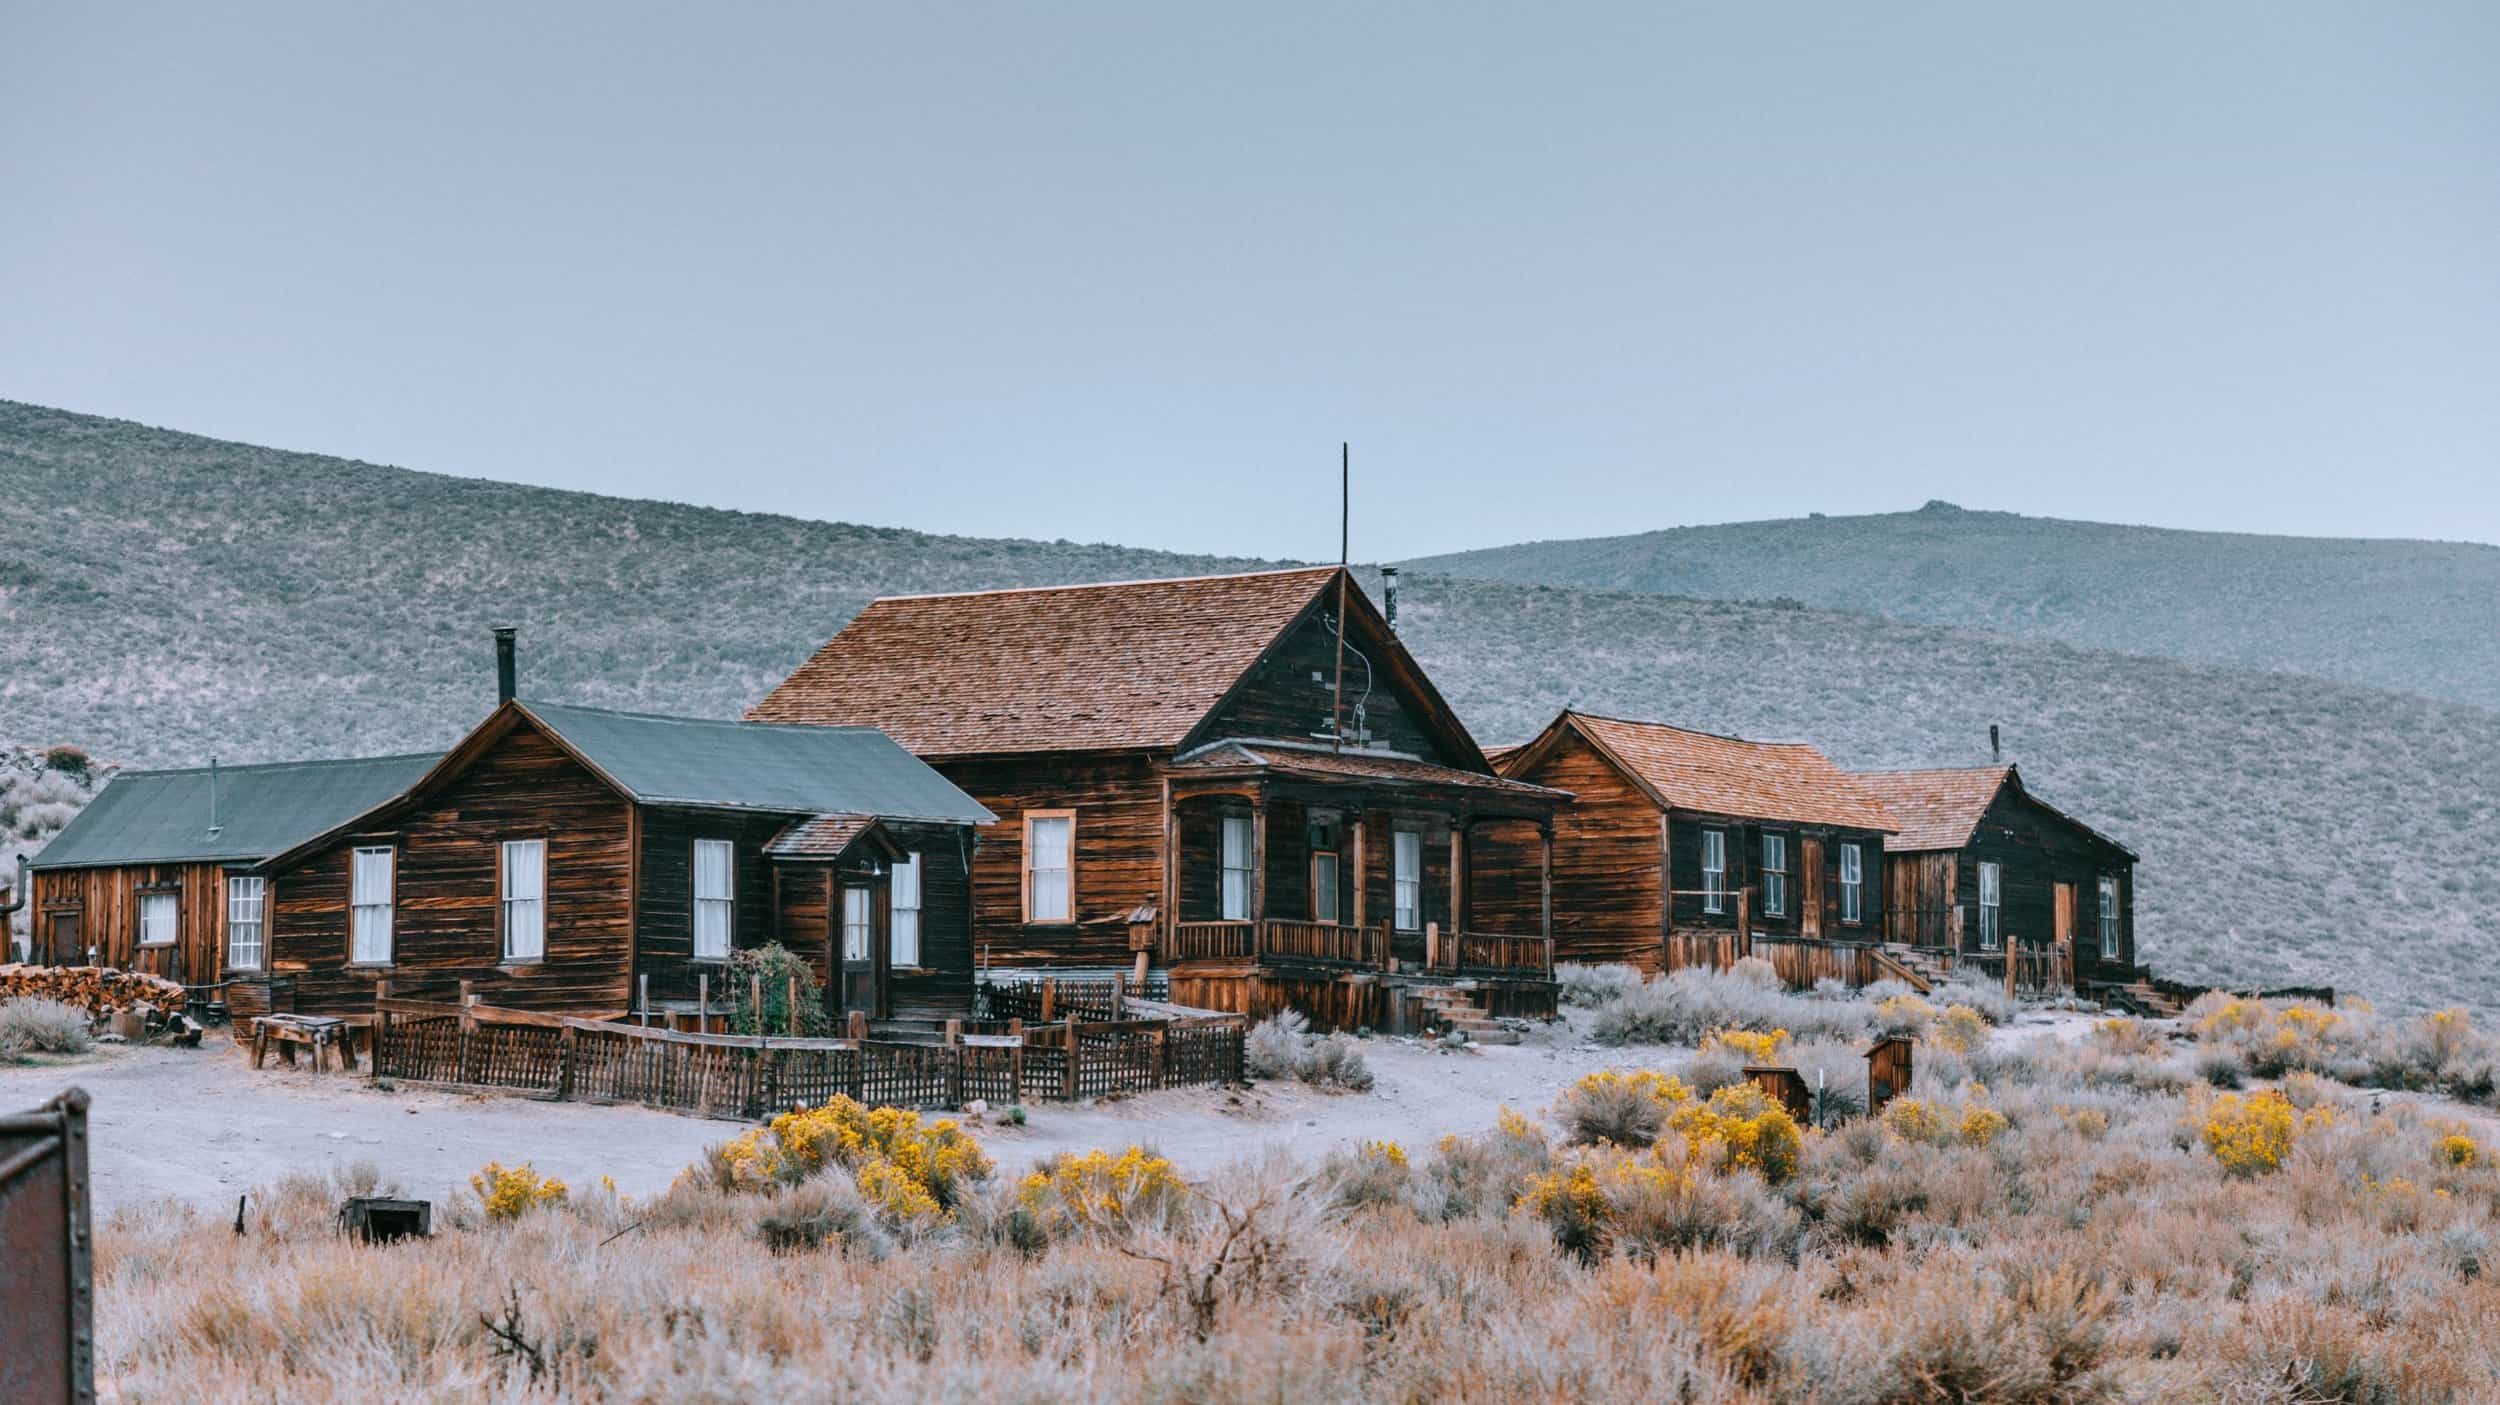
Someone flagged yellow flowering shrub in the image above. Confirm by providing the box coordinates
[1666,1083,1804,1183]
[2194,997,2267,1040]
[2091,1018,2163,1057]
[1883,1097,1943,1145]
[2436,1132,2482,1169]
[1958,1105,2010,1147]
[1701,1028,1788,1064]
[1018,1145,1188,1237]
[2056,1105,2110,1140]
[707,1096,993,1225]
[1934,1005,1990,1054]
[1357,1139,1409,1169]
[2202,1090,2333,1176]
[1515,1159,1612,1258]
[2426,1008,2476,1067]
[1874,993,1935,1033]
[472,1161,568,1220]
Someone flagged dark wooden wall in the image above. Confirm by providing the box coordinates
[1883,851,1961,947]
[27,861,229,985]
[1666,813,1886,942]
[935,751,1165,968]
[1483,730,1663,969]
[267,725,634,1017]
[882,820,976,1018]
[636,806,792,1006]
[1196,605,1460,764]
[1947,787,2136,983]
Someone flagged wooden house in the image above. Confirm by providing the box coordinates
[1487,711,1898,980]
[252,697,994,1025]
[748,566,1569,1028]
[1852,766,2138,989]
[23,753,437,1005]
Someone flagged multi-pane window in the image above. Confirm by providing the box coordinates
[2098,874,2121,958]
[890,853,922,967]
[842,884,873,963]
[137,892,177,947]
[351,847,394,963]
[1700,829,1727,914]
[1310,814,1341,923]
[501,840,546,962]
[693,839,734,960]
[1839,843,1863,925]
[1025,812,1074,923]
[1392,830,1422,931]
[1760,833,1789,917]
[1219,814,1254,921]
[1977,861,2002,950]
[226,875,265,970]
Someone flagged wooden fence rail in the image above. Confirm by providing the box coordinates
[370,993,1241,1122]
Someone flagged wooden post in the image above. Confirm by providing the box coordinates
[1109,971,1126,1021]
[1448,824,1466,945]
[1539,824,1555,973]
[1249,789,1268,957]
[1151,1023,1168,1089]
[697,973,709,1035]
[847,1009,867,1041]
[1424,920,1440,972]
[1132,947,1150,988]
[1351,811,1368,931]
[785,975,799,1035]
[1009,1017,1025,1104]
[944,1018,964,1106]
[557,1022,576,1100]
[638,973,650,1027]
[1063,1020,1080,1101]
[1736,889,1752,957]
[750,975,763,1035]
[1039,977,1057,1023]
[372,978,392,1078]
[458,979,477,1084]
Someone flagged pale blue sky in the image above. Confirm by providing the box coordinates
[5,3,2495,559]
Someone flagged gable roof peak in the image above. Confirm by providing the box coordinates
[1522,710,1897,832]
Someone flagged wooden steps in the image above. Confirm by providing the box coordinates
[2107,981,2185,1019]
[1412,986,1519,1045]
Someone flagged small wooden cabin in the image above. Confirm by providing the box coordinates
[1852,765,2138,988]
[748,566,1569,1027]
[253,699,994,1025]
[23,754,437,998]
[1487,711,1898,975]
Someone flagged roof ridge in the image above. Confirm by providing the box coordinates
[1570,709,1818,749]
[1854,765,2013,778]
[866,563,1337,605]
[106,751,442,780]
[523,699,880,734]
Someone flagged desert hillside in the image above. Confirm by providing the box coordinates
[1407,502,2500,712]
[6,400,2495,1012]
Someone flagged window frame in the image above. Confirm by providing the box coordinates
[1218,813,1254,922]
[136,889,179,948]
[1392,827,1423,932]
[1838,842,1863,926]
[890,851,923,969]
[350,845,396,966]
[1977,860,2002,951]
[1699,827,1728,915]
[499,838,547,965]
[1022,809,1077,926]
[692,837,736,963]
[2098,874,2121,959]
[1759,831,1790,918]
[225,873,266,971]
[841,882,874,965]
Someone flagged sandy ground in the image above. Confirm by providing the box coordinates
[0,1007,2109,1219]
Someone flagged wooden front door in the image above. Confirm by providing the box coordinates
[45,910,80,966]
[837,882,882,1020]
[1799,836,1825,939]
[2053,882,2077,961]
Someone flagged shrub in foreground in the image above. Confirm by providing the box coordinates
[0,996,93,1058]
[1245,1010,1374,1091]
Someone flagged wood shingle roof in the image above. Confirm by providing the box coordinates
[1511,711,1898,832]
[748,566,1347,758]
[1848,767,2013,852]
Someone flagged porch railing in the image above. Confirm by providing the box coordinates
[1429,929,1554,979]
[1168,919,1387,969]
[1169,921,1256,962]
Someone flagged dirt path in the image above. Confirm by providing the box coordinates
[3,1008,2112,1219]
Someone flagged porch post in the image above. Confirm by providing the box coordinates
[1160,777,1178,952]
[1539,823,1554,942]
[1250,785,1268,957]
[1350,809,1368,930]
[1448,819,1467,939]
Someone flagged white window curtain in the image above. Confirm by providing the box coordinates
[2099,875,2121,958]
[1027,815,1072,923]
[1312,852,1340,923]
[1393,830,1422,931]
[226,875,265,970]
[1978,861,2002,950]
[843,884,873,963]
[694,839,734,960]
[138,892,177,947]
[1219,815,1253,921]
[1761,834,1789,917]
[890,853,922,967]
[1701,830,1727,914]
[501,840,546,962]
[1839,844,1863,925]
[351,847,394,964]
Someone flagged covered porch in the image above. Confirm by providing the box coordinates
[1158,742,1566,983]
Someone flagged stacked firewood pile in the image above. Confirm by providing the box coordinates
[0,963,188,1017]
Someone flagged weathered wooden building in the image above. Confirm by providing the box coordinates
[23,754,437,998]
[749,566,1569,1028]
[1487,711,1898,980]
[253,697,993,1024]
[1852,765,2138,989]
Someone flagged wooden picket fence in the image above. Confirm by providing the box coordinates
[369,993,1244,1123]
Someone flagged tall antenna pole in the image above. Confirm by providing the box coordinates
[1331,443,1349,754]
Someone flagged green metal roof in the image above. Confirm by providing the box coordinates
[30,753,440,870]
[518,701,995,826]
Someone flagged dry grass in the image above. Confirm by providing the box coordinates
[87,1007,2500,1404]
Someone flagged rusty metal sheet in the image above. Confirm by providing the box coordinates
[0,1088,96,1405]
